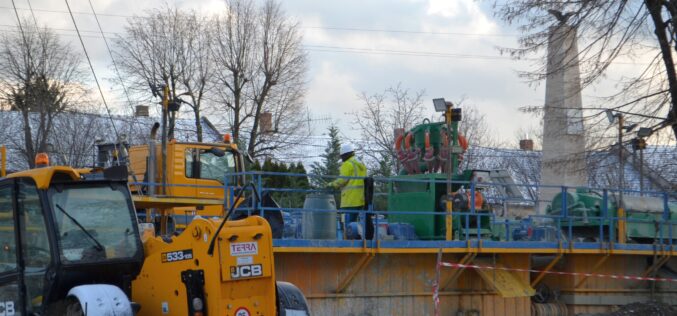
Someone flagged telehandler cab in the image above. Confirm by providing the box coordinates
[0,165,143,315]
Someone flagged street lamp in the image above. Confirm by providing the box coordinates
[433,98,461,241]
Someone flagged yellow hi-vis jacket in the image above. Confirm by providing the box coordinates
[330,156,367,208]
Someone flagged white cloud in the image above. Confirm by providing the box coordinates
[304,61,359,128]
[425,0,498,34]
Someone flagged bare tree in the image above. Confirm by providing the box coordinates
[49,111,102,167]
[114,6,212,141]
[212,0,307,158]
[493,1,677,141]
[352,83,426,173]
[0,21,87,168]
[458,104,501,170]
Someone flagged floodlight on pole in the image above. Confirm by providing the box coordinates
[624,123,637,132]
[605,109,616,124]
[433,98,448,112]
[637,127,653,138]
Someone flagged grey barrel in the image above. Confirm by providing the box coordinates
[301,194,337,239]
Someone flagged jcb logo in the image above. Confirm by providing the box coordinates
[0,301,15,316]
[230,264,262,279]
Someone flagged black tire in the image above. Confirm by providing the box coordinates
[532,283,551,304]
[65,297,84,316]
[276,281,310,316]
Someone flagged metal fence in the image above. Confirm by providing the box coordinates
[132,170,677,251]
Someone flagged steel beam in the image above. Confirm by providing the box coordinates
[336,252,375,293]
[574,253,610,288]
[441,252,477,291]
[531,252,563,287]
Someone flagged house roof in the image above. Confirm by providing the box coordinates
[0,111,222,170]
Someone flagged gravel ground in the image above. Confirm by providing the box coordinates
[594,301,677,316]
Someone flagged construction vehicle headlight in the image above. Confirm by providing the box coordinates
[192,297,204,311]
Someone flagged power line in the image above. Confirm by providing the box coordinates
[0,5,133,18]
[63,0,121,142]
[303,44,512,60]
[25,0,39,32]
[302,26,518,38]
[0,5,519,38]
[87,0,135,113]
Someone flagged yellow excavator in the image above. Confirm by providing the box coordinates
[0,153,309,315]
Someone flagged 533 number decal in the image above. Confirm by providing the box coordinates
[161,249,193,263]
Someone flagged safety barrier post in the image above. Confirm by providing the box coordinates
[445,177,453,241]
[617,189,626,244]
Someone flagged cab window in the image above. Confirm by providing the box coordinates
[18,180,51,313]
[185,148,237,184]
[49,183,139,264]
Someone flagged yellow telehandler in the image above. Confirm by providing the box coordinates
[0,155,308,315]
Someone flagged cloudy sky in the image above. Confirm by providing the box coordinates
[0,0,650,154]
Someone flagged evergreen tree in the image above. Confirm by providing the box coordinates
[249,158,309,208]
[311,125,342,186]
[371,152,393,178]
[292,162,310,189]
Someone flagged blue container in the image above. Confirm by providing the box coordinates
[388,223,418,240]
[345,222,363,240]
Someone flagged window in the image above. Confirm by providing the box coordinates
[199,150,235,182]
[49,183,139,264]
[18,180,50,313]
[185,148,236,184]
[0,186,15,274]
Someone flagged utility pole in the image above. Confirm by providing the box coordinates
[606,109,634,244]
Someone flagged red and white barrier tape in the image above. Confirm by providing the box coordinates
[440,262,677,282]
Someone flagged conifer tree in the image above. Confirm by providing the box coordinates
[311,125,341,186]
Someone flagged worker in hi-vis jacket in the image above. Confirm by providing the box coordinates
[329,144,373,239]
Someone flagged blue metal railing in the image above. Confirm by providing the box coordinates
[130,170,677,251]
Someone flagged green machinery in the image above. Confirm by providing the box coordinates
[388,171,492,239]
[546,189,677,241]
[387,100,493,240]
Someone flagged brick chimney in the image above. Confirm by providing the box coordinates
[519,139,534,151]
